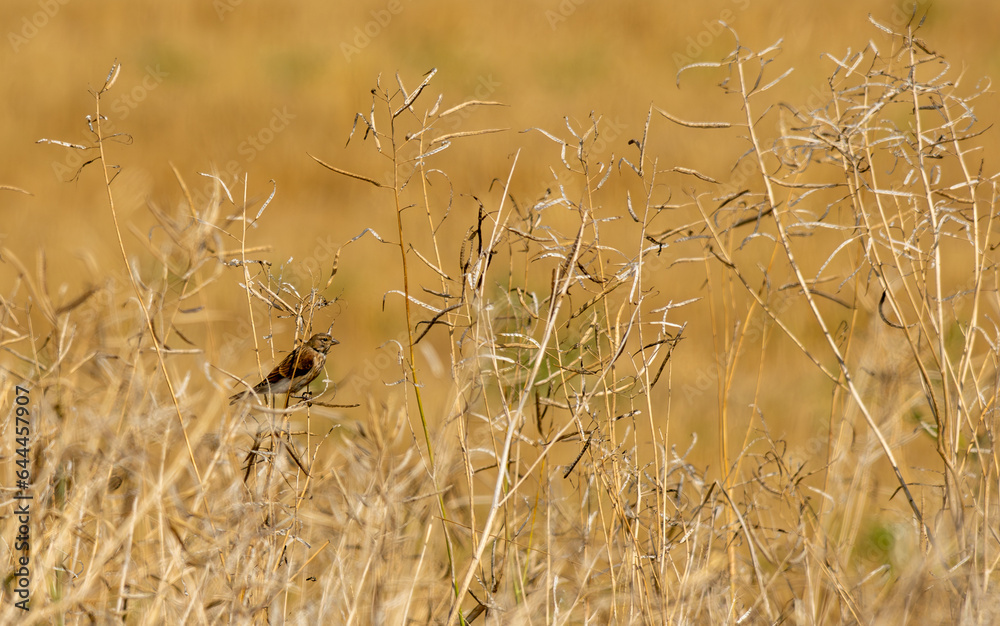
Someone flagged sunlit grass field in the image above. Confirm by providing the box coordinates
[3,1,1000,623]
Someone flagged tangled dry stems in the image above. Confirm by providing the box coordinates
[2,21,1000,624]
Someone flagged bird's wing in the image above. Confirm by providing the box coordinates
[273,347,319,380]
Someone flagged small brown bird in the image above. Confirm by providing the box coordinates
[229,333,338,405]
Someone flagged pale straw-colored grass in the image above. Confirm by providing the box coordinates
[2,19,999,625]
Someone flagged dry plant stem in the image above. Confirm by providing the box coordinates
[386,95,434,467]
[235,180,268,404]
[702,247,740,608]
[115,496,139,618]
[904,34,971,531]
[449,153,526,620]
[400,522,436,622]
[557,138,626,617]
[549,320,627,615]
[693,198,802,614]
[325,77,468,615]
[92,73,230,579]
[345,549,377,626]
[630,162,670,605]
[450,222,581,625]
[847,105,941,510]
[414,117,476,596]
[731,45,933,543]
[581,133,652,616]
[840,31,983,543]
[417,111,450,315]
[718,481,774,620]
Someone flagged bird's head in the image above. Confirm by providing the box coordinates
[308,333,339,354]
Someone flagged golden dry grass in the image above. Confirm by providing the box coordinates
[3,2,1000,624]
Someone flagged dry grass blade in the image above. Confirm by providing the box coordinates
[438,100,507,118]
[430,127,508,147]
[0,185,32,195]
[655,106,732,128]
[308,152,388,188]
[393,67,437,118]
